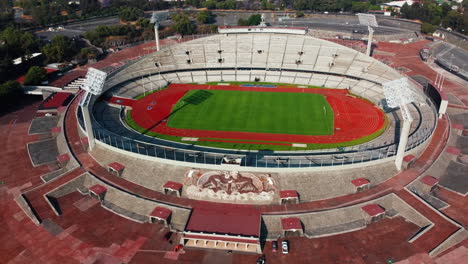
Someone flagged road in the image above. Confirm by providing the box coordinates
[35,12,412,41]
[433,42,468,72]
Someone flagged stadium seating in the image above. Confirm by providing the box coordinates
[103,33,417,106]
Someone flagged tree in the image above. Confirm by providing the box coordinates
[0,55,13,84]
[84,24,143,48]
[0,80,21,106]
[0,11,13,30]
[441,2,451,18]
[296,11,304,18]
[261,0,275,10]
[351,2,369,13]
[79,47,97,60]
[421,22,436,34]
[136,18,150,29]
[202,0,217,9]
[197,10,214,24]
[23,66,47,86]
[80,0,100,14]
[119,7,143,22]
[400,3,411,18]
[0,27,39,59]
[42,35,76,63]
[238,14,262,26]
[442,10,463,30]
[172,13,196,36]
[224,0,236,9]
[186,0,202,7]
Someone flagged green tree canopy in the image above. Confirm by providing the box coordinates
[0,80,21,107]
[0,27,39,59]
[238,14,262,26]
[23,66,47,86]
[197,10,214,24]
[171,13,196,36]
[42,35,77,63]
[442,10,463,30]
[84,24,141,47]
[421,22,436,34]
[119,7,143,22]
[351,2,369,13]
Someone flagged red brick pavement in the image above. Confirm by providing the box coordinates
[375,40,468,106]
[396,190,459,253]
[434,186,468,227]
[0,97,53,191]
[22,167,86,222]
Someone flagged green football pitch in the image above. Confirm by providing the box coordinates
[167,89,334,135]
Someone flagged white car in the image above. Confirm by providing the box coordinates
[281,240,289,254]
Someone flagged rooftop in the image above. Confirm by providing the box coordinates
[361,204,386,217]
[420,175,439,186]
[108,161,125,171]
[185,204,261,237]
[281,217,303,231]
[351,178,370,187]
[57,153,70,163]
[280,190,299,199]
[150,206,172,220]
[163,181,183,191]
[89,184,107,196]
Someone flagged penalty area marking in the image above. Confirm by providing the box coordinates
[181,137,199,142]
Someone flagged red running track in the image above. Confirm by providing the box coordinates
[129,83,385,144]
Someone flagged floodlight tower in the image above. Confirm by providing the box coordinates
[259,13,267,27]
[150,12,160,51]
[80,68,107,150]
[357,13,378,57]
[383,78,416,171]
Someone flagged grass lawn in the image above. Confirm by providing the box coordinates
[166,89,334,135]
[126,110,387,151]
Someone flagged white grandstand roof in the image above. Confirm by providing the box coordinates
[381,0,415,8]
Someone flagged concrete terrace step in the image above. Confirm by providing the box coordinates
[306,219,366,238]
[22,167,87,223]
[101,200,148,223]
[396,190,459,252]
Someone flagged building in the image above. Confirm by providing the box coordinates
[180,205,262,253]
[380,0,416,12]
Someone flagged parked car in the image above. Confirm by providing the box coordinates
[272,241,278,252]
[256,256,266,264]
[281,240,289,254]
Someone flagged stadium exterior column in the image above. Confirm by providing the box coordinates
[395,118,412,170]
[154,23,160,51]
[366,26,374,57]
[82,106,96,150]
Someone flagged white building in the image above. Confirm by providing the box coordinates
[380,0,416,12]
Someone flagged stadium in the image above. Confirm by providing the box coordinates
[88,29,436,170]
[2,21,468,264]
